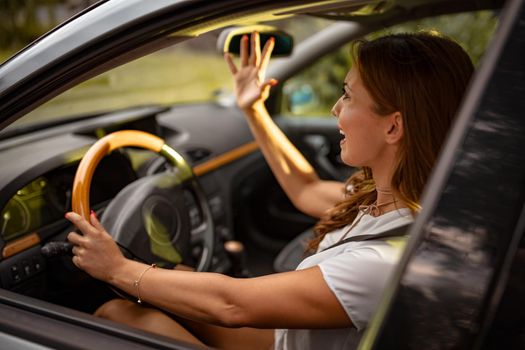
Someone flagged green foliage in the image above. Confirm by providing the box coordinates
[367,11,498,66]
[284,11,499,117]
[0,0,95,51]
[14,49,232,128]
[1,0,57,49]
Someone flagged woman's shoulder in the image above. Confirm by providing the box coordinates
[298,235,404,271]
[343,235,407,261]
[318,208,412,250]
[298,208,413,269]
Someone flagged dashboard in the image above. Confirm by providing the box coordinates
[0,103,266,307]
[1,153,136,242]
[0,101,318,312]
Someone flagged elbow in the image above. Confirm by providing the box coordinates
[290,197,324,219]
[214,300,251,328]
[211,281,252,328]
[288,193,314,218]
[289,183,330,219]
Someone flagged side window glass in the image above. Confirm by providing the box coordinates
[7,32,231,130]
[281,11,499,118]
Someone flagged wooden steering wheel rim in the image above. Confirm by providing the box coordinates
[72,130,165,220]
[72,129,212,271]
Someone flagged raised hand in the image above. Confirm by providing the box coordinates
[224,32,277,111]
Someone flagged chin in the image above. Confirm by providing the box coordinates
[340,153,358,167]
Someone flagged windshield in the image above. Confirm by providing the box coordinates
[1,7,498,134]
[2,16,333,134]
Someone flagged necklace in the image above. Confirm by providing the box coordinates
[331,187,399,246]
[362,186,396,216]
[375,186,392,195]
[332,198,399,247]
[358,200,397,217]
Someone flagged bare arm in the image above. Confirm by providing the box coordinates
[243,103,345,218]
[224,33,344,218]
[112,259,350,329]
[66,212,351,328]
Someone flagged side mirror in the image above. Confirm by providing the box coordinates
[217,25,293,57]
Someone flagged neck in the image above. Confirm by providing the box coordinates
[370,163,404,213]
[376,187,395,205]
[369,146,397,198]
[372,173,396,205]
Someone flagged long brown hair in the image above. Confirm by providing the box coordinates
[309,32,474,252]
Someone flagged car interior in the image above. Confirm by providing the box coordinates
[0,0,506,340]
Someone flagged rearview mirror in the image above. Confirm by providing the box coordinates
[217,25,293,57]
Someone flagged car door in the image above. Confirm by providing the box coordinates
[0,288,201,350]
[360,0,525,348]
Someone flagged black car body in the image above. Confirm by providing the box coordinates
[0,0,523,349]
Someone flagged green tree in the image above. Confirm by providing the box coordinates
[0,0,95,53]
[284,11,499,116]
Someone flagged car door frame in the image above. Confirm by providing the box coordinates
[0,288,203,350]
[0,0,516,347]
[360,0,525,348]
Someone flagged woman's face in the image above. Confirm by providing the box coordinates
[332,67,392,168]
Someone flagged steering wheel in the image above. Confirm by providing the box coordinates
[71,130,214,271]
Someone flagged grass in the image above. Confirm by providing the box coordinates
[9,49,233,128]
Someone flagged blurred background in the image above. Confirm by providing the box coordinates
[1,1,498,128]
[0,0,97,61]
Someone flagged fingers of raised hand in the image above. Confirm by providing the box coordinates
[224,52,237,74]
[250,32,261,66]
[260,37,275,71]
[240,34,249,66]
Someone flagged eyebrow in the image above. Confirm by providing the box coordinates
[343,82,352,91]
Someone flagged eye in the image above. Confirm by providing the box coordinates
[341,88,350,100]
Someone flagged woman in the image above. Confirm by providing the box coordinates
[65,31,474,349]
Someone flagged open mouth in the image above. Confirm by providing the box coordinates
[339,129,346,143]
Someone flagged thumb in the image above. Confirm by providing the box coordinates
[260,78,278,96]
[261,78,278,89]
[89,210,105,232]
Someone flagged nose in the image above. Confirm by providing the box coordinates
[331,97,341,118]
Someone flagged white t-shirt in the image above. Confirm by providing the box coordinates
[274,208,413,350]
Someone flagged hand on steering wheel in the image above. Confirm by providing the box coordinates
[66,211,125,282]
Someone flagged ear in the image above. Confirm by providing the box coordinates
[384,112,404,144]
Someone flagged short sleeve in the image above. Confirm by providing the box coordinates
[318,247,398,331]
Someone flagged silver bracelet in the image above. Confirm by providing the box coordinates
[133,263,156,304]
